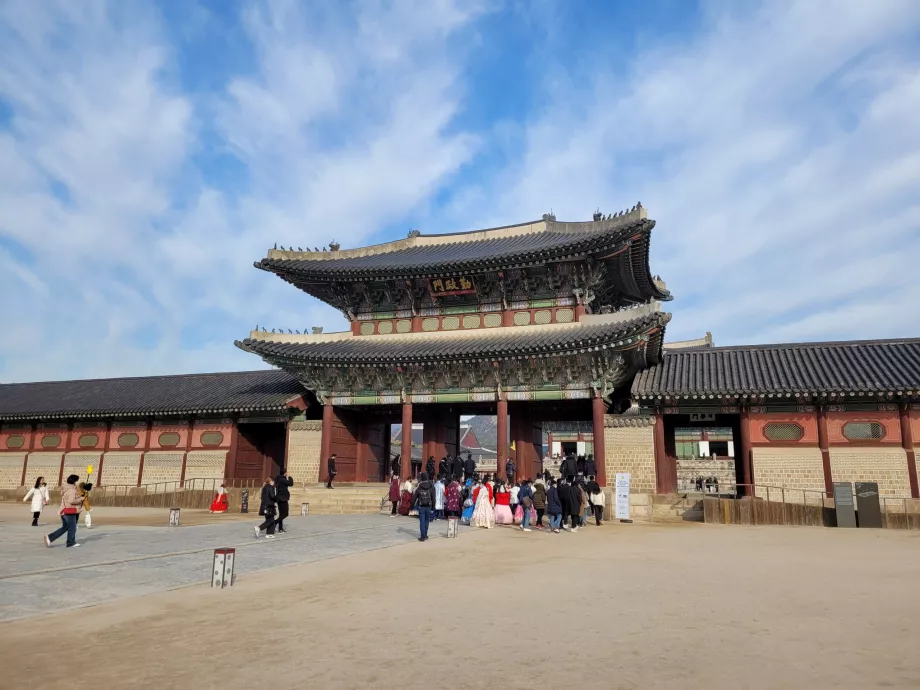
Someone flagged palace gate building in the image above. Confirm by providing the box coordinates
[1,203,919,507]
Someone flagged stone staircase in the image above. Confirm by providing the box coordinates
[289,483,390,515]
[652,493,704,522]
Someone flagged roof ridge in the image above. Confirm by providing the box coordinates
[0,367,287,389]
[667,336,920,353]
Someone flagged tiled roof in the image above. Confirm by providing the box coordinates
[237,312,670,365]
[633,338,920,398]
[0,370,305,421]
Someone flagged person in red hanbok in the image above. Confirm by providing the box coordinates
[493,481,513,524]
[388,475,401,516]
[398,477,414,516]
[210,484,229,513]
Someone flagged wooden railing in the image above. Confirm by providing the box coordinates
[703,484,920,529]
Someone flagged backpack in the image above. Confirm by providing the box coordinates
[417,485,432,507]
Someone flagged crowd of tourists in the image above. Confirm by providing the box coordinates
[386,452,607,542]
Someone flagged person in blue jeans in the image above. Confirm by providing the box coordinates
[412,472,436,542]
[546,478,563,533]
[45,474,85,548]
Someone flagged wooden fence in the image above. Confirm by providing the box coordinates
[704,485,920,530]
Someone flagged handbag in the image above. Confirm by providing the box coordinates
[61,506,79,515]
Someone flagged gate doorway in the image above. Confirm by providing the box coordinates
[233,422,287,481]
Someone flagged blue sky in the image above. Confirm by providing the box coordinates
[1,0,919,383]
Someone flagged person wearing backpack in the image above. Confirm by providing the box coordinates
[412,473,435,542]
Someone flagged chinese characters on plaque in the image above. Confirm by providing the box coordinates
[429,275,476,296]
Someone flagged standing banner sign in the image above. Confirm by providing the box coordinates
[615,473,631,521]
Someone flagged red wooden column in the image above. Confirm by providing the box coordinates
[496,395,508,481]
[355,421,369,482]
[816,405,834,497]
[321,402,334,467]
[592,392,607,486]
[653,412,671,493]
[900,403,919,499]
[400,400,413,479]
[739,407,753,495]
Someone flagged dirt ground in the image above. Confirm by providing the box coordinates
[0,503,252,526]
[3,523,920,690]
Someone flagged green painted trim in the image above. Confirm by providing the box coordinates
[531,299,554,308]
[441,304,479,315]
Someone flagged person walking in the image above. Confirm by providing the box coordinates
[274,467,293,533]
[390,453,401,479]
[433,475,446,520]
[44,474,84,548]
[463,453,476,482]
[438,456,450,481]
[254,477,278,539]
[388,474,401,516]
[505,458,516,485]
[532,478,547,529]
[24,476,49,526]
[569,479,583,532]
[326,453,337,489]
[518,479,534,532]
[509,481,520,519]
[445,475,462,517]
[586,475,605,526]
[425,456,436,481]
[546,479,563,533]
[412,472,435,542]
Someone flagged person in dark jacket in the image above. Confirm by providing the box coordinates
[584,454,597,478]
[388,474,401,516]
[326,454,337,489]
[557,479,576,532]
[274,467,294,533]
[451,454,464,480]
[532,480,548,528]
[425,456,436,481]
[438,456,450,480]
[569,481,583,531]
[463,453,476,481]
[505,458,516,485]
[391,454,401,478]
[254,477,277,539]
[546,479,563,533]
[411,473,436,542]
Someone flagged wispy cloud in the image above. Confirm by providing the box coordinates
[0,0,918,383]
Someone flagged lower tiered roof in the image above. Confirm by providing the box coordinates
[632,337,920,399]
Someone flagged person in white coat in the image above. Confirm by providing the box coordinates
[433,477,446,520]
[23,476,50,526]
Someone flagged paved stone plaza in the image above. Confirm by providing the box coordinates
[0,508,456,621]
[2,511,920,689]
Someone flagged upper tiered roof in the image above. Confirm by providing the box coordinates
[256,204,671,312]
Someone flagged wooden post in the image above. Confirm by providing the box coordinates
[900,403,919,499]
[401,401,413,479]
[653,412,670,493]
[321,402,334,468]
[593,392,607,486]
[496,395,508,481]
[816,405,833,497]
[739,407,753,495]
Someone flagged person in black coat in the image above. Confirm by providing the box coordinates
[255,478,277,538]
[438,456,450,480]
[556,479,574,531]
[274,467,294,533]
[451,454,464,480]
[326,454,337,489]
[584,454,597,478]
[463,453,476,481]
[391,454,401,478]
[425,456,436,481]
[505,458,516,485]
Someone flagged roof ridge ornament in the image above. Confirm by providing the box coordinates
[542,211,556,222]
[408,228,421,239]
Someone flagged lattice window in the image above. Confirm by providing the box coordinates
[462,315,480,329]
[442,316,460,330]
[842,421,885,440]
[378,321,393,335]
[5,435,24,449]
[78,434,99,448]
[422,318,439,331]
[534,309,552,325]
[200,431,224,446]
[360,322,375,335]
[513,311,531,326]
[118,433,139,448]
[483,314,501,328]
[41,435,61,448]
[556,308,574,323]
[158,432,181,447]
[396,320,412,333]
[763,422,805,442]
